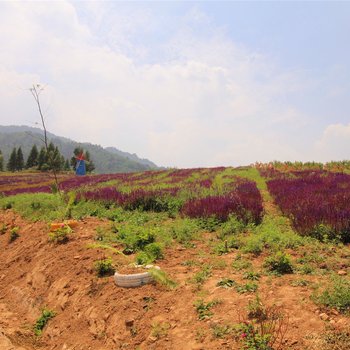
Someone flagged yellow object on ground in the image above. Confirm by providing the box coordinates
[50,220,78,231]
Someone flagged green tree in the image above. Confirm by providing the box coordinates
[7,147,17,172]
[85,150,95,173]
[0,149,3,171]
[64,158,70,171]
[37,146,47,170]
[26,144,39,169]
[16,147,24,171]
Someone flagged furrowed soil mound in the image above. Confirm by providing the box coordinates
[0,210,345,350]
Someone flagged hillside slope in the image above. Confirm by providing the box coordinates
[0,125,159,173]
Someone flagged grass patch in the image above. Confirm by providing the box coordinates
[313,276,350,313]
[148,268,177,289]
[33,308,56,336]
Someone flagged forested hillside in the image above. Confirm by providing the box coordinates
[0,125,159,173]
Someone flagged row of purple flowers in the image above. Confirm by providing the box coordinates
[77,180,263,224]
[267,172,350,242]
[181,181,263,224]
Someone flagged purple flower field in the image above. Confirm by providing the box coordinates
[267,171,350,242]
[0,168,264,224]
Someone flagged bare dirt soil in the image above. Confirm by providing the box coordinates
[0,210,348,350]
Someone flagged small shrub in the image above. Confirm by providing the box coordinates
[241,237,264,256]
[144,242,164,260]
[94,257,115,277]
[217,215,246,239]
[48,224,72,244]
[135,242,164,265]
[118,224,155,253]
[33,308,56,336]
[194,299,221,320]
[263,251,294,275]
[9,227,19,243]
[135,251,151,265]
[198,216,221,232]
[213,241,229,255]
[216,278,236,288]
[235,282,259,294]
[243,271,261,281]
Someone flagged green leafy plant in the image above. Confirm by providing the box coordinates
[243,271,261,281]
[117,224,156,253]
[216,278,236,288]
[263,251,294,275]
[217,215,246,239]
[169,218,199,244]
[48,224,72,244]
[194,299,221,320]
[192,264,212,287]
[135,242,164,265]
[198,216,221,232]
[94,257,115,277]
[33,308,56,336]
[235,282,259,294]
[9,227,19,242]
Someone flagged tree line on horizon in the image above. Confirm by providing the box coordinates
[0,144,95,173]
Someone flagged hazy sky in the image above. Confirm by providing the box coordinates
[0,1,349,167]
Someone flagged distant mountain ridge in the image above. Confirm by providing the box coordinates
[0,125,159,173]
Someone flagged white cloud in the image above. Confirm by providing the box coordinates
[314,123,350,161]
[0,1,335,167]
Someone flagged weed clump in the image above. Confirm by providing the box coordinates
[94,257,115,277]
[9,227,19,243]
[313,276,350,313]
[48,224,72,244]
[216,278,236,288]
[33,308,56,336]
[263,251,294,275]
[135,242,164,265]
[194,299,221,320]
